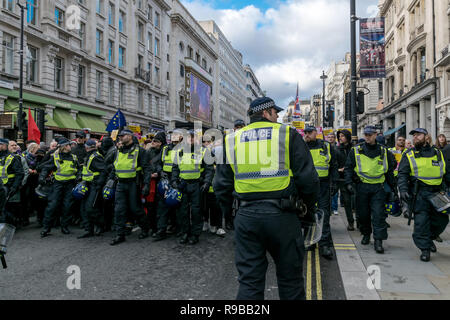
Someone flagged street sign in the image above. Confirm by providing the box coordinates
[292,121,305,129]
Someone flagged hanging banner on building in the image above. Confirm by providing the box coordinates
[360,17,386,79]
[185,69,212,124]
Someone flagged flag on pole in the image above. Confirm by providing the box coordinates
[294,83,301,116]
[27,108,41,144]
[106,109,127,132]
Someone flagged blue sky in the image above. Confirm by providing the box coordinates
[183,0,380,108]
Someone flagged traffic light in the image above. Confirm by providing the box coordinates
[357,91,365,114]
[345,92,351,121]
[37,109,47,135]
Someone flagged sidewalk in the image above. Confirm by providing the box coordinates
[331,208,450,300]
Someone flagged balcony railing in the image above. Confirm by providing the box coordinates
[135,68,151,83]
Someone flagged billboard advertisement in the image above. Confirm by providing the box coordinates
[189,72,211,123]
[360,17,386,79]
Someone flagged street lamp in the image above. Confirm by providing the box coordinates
[350,0,358,144]
[320,71,328,127]
[16,1,27,145]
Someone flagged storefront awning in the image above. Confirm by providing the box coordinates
[384,124,406,136]
[76,113,106,134]
[53,109,81,130]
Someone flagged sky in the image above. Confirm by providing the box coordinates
[181,0,380,113]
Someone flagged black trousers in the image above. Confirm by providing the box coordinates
[318,179,332,247]
[176,181,201,236]
[0,185,7,223]
[234,202,305,300]
[81,182,104,231]
[356,182,387,240]
[412,188,449,250]
[205,192,222,228]
[43,180,76,230]
[113,180,149,236]
[338,181,354,224]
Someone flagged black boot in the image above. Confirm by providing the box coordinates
[94,226,104,236]
[225,220,234,231]
[61,226,71,235]
[78,229,94,239]
[321,246,333,260]
[138,231,149,239]
[420,249,430,262]
[374,240,384,254]
[188,235,199,245]
[430,242,437,253]
[347,222,355,231]
[361,234,370,245]
[179,233,189,244]
[40,228,51,238]
[110,235,126,245]
[153,230,167,242]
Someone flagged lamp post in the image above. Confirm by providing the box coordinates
[320,71,328,128]
[16,1,27,145]
[350,0,358,143]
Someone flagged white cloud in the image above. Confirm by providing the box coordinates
[182,0,377,110]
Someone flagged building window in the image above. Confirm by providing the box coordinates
[108,78,114,105]
[96,71,103,100]
[196,53,200,64]
[202,58,207,69]
[137,0,143,10]
[28,46,38,83]
[138,88,144,111]
[147,94,152,115]
[2,33,14,75]
[55,7,64,28]
[179,41,184,52]
[167,34,169,42]
[137,54,143,70]
[179,95,184,113]
[96,29,103,56]
[420,49,426,82]
[155,96,160,117]
[54,57,64,91]
[77,65,85,96]
[4,0,14,12]
[154,38,160,57]
[138,22,144,43]
[147,32,152,51]
[108,40,114,64]
[108,2,115,25]
[166,72,169,80]
[180,64,185,77]
[27,0,38,25]
[79,22,86,49]
[147,5,152,21]
[154,66,160,85]
[119,82,125,106]
[378,81,383,100]
[155,12,160,28]
[96,0,103,14]
[119,46,125,68]
[167,54,169,62]
[188,46,193,59]
[119,10,125,33]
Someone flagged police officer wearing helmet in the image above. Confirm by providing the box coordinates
[78,139,106,238]
[109,129,151,245]
[398,128,450,262]
[344,125,397,254]
[39,138,80,237]
[0,138,24,224]
[171,129,214,245]
[304,125,339,260]
[214,97,320,300]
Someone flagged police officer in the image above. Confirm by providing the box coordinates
[234,119,245,131]
[398,128,450,262]
[389,136,408,218]
[71,130,88,165]
[344,125,397,254]
[40,138,80,237]
[78,139,106,238]
[171,129,214,245]
[214,97,320,300]
[0,138,24,224]
[109,129,151,245]
[304,125,339,259]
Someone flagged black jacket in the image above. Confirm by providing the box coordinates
[147,146,163,176]
[108,143,151,186]
[0,150,24,190]
[398,144,450,193]
[71,143,87,165]
[84,149,107,186]
[213,117,320,212]
[344,141,397,189]
[39,150,81,183]
[306,139,339,184]
[336,142,352,182]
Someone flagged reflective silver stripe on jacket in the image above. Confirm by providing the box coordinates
[54,151,76,177]
[114,147,138,173]
[355,146,387,180]
[227,125,288,179]
[407,150,444,181]
[0,155,13,181]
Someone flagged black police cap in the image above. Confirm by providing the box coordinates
[247,97,283,116]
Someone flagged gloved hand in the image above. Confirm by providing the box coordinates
[200,182,211,193]
[400,192,410,202]
[142,185,150,197]
[331,183,338,196]
[346,184,355,195]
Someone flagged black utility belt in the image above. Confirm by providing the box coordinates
[183,179,200,184]
[239,199,292,210]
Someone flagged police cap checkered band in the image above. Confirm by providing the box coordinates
[248,97,283,116]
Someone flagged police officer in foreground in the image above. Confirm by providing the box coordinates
[398,128,450,262]
[304,126,339,260]
[109,129,151,245]
[171,130,214,245]
[78,139,106,238]
[40,138,80,237]
[214,97,320,300]
[0,138,24,224]
[344,125,397,254]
